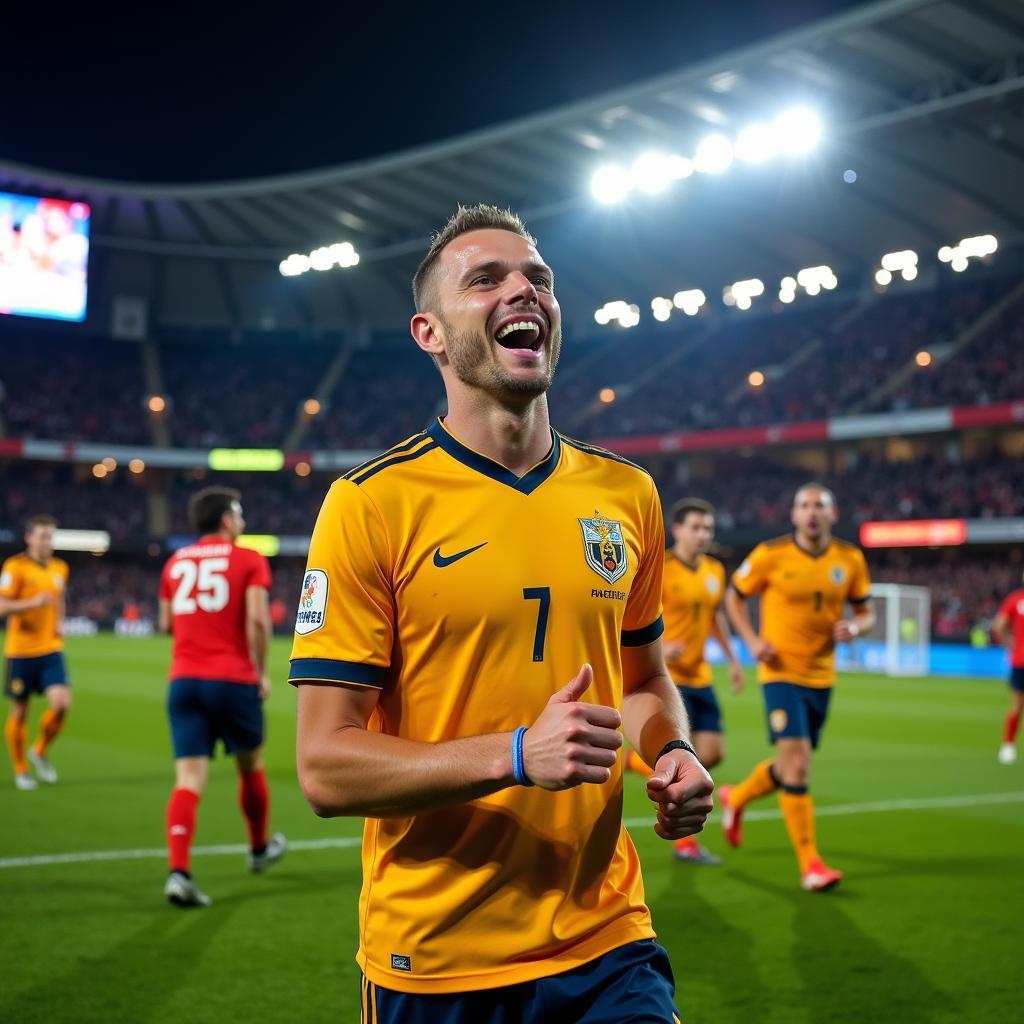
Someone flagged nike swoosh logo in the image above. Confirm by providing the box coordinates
[433,542,488,568]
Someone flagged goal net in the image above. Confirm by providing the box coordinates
[836,583,931,676]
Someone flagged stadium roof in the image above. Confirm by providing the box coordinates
[3,0,1024,336]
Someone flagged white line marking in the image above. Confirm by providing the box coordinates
[2,791,1021,870]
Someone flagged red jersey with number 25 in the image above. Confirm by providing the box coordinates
[159,537,272,683]
[997,589,1024,668]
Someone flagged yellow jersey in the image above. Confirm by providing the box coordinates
[290,419,665,994]
[0,553,68,659]
[731,534,870,688]
[662,553,725,688]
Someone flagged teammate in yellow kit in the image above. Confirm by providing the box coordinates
[292,205,712,1023]
[626,497,743,865]
[723,484,873,891]
[1,514,71,791]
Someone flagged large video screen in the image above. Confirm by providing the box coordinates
[0,191,89,322]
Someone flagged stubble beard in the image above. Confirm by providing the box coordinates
[440,315,561,400]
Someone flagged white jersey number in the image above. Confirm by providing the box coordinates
[170,557,230,615]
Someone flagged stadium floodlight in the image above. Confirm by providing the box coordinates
[786,265,838,299]
[591,164,632,204]
[667,155,694,180]
[723,278,764,310]
[595,300,640,328]
[735,122,776,164]
[694,134,734,174]
[877,250,918,285]
[672,289,706,316]
[938,234,998,273]
[280,242,359,277]
[631,153,674,194]
[651,297,674,322]
[773,106,822,155]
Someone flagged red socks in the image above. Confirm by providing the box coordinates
[1004,711,1021,745]
[166,788,199,874]
[239,769,269,852]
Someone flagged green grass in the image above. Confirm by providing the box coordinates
[1,635,1020,1023]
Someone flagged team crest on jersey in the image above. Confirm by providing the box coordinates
[294,569,328,636]
[705,575,720,596]
[579,512,628,585]
[830,565,846,585]
[0,571,11,589]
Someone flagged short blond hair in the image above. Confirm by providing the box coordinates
[412,205,535,313]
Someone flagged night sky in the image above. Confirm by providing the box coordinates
[5,1,865,183]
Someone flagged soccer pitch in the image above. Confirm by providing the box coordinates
[1,636,1019,1023]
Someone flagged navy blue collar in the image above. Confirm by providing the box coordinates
[426,418,561,495]
[792,533,832,559]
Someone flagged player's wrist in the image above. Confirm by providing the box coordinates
[655,738,698,763]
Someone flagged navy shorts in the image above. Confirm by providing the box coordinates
[4,652,69,700]
[1010,667,1024,693]
[762,682,833,749]
[363,940,679,1024]
[168,678,264,758]
[679,685,722,734]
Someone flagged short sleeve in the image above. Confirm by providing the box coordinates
[731,544,770,597]
[247,552,273,591]
[0,558,20,598]
[289,479,394,688]
[849,548,872,604]
[998,592,1019,624]
[158,561,173,600]
[621,476,666,647]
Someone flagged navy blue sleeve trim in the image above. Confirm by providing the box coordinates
[850,594,870,605]
[621,615,665,647]
[288,658,386,687]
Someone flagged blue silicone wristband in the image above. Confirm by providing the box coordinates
[512,726,533,786]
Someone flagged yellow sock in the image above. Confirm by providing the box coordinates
[34,709,65,756]
[6,715,28,774]
[626,749,652,774]
[728,758,778,810]
[779,791,820,872]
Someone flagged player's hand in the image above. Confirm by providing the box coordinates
[258,673,272,701]
[646,751,715,840]
[522,663,623,790]
[728,662,745,694]
[663,641,686,661]
[749,638,778,665]
[833,620,858,643]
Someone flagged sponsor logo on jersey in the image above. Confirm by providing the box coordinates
[830,565,846,585]
[0,571,12,590]
[390,954,412,972]
[579,512,628,585]
[294,569,328,636]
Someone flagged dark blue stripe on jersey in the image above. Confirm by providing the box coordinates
[621,615,665,647]
[343,433,428,481]
[558,434,651,476]
[426,419,561,494]
[349,441,438,485]
[288,658,386,687]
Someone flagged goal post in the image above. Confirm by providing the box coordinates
[836,583,931,676]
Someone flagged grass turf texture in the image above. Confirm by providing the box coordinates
[0,635,1019,1023]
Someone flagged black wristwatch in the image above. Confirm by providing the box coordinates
[656,739,698,762]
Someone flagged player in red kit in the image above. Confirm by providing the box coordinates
[159,487,286,907]
[992,571,1024,765]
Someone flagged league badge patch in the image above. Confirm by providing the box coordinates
[294,569,328,636]
[579,512,628,585]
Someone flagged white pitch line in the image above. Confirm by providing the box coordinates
[2,791,1022,871]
